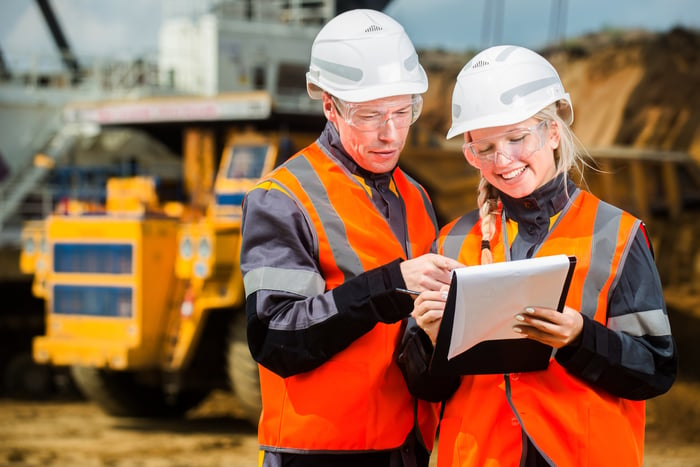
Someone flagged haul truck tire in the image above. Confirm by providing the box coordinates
[227,311,261,425]
[3,352,54,399]
[70,366,209,418]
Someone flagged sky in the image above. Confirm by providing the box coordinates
[0,0,698,72]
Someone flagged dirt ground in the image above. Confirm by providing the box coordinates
[0,391,260,467]
[2,305,700,466]
[1,379,699,467]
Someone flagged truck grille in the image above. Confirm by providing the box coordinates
[54,243,132,274]
[53,285,133,317]
[215,192,245,206]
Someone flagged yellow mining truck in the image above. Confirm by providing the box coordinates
[19,120,318,423]
[14,0,338,423]
[17,107,700,427]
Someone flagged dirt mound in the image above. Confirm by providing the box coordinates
[417,27,700,161]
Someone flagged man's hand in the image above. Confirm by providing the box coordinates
[400,253,463,293]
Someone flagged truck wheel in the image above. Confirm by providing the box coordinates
[227,311,261,425]
[3,352,54,399]
[70,366,208,418]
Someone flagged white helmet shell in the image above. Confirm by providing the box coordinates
[446,45,573,139]
[306,9,428,103]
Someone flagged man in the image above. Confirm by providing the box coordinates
[240,9,462,467]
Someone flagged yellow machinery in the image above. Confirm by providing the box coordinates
[20,125,315,421]
[18,110,700,423]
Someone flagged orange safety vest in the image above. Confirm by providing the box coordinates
[436,190,645,467]
[256,142,440,453]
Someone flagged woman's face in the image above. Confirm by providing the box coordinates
[464,117,560,199]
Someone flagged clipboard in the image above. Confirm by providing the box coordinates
[430,254,576,375]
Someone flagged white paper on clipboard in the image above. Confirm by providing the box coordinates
[447,254,574,360]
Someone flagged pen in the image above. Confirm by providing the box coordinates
[395,288,421,297]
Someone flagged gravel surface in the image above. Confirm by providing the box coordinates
[1,381,700,467]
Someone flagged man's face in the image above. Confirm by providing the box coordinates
[323,93,416,174]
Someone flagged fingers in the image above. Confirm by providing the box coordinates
[411,290,448,345]
[413,290,447,315]
[412,308,443,346]
[400,254,465,293]
[512,306,583,348]
[413,308,443,326]
[443,256,464,271]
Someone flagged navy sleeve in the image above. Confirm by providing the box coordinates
[241,187,414,378]
[397,317,461,402]
[556,228,678,400]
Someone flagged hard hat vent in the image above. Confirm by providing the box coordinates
[365,24,383,33]
[446,45,574,139]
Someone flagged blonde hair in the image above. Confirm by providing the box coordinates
[476,102,590,264]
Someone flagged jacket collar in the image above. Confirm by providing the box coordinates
[498,174,576,242]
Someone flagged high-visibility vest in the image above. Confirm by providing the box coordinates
[255,142,440,452]
[436,190,645,467]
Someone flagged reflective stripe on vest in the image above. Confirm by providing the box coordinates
[254,142,439,452]
[436,190,646,467]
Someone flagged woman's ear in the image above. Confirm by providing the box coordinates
[548,120,561,149]
[464,151,481,169]
[462,137,481,169]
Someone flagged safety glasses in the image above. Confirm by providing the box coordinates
[463,120,550,164]
[331,95,423,131]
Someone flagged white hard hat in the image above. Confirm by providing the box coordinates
[446,45,573,139]
[306,9,428,103]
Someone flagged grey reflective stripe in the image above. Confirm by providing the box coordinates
[311,57,363,83]
[285,155,365,280]
[442,211,479,259]
[501,77,561,105]
[244,266,325,297]
[608,308,672,337]
[608,218,639,295]
[404,52,420,72]
[263,176,321,259]
[580,202,625,319]
[503,375,555,467]
[495,45,518,62]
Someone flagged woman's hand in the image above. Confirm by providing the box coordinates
[411,288,449,345]
[512,305,583,348]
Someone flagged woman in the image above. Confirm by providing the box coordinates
[399,45,678,466]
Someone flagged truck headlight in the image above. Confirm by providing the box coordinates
[23,237,35,254]
[179,236,193,260]
[194,261,208,278]
[198,237,211,259]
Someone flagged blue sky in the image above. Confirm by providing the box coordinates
[1,0,698,71]
[387,0,700,51]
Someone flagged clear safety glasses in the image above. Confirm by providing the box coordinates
[463,120,550,164]
[331,94,423,132]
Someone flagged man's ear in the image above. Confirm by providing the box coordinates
[321,93,335,121]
